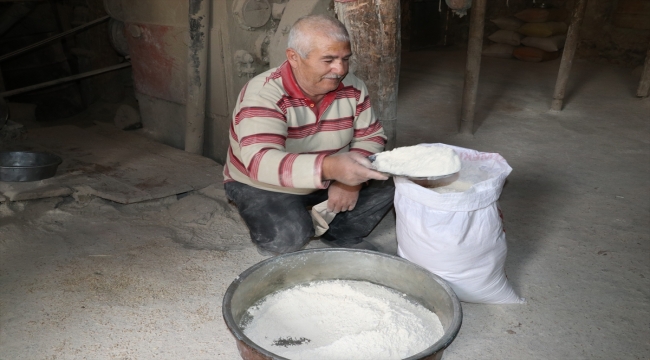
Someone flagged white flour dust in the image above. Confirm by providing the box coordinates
[430,180,473,193]
[242,280,445,360]
[372,145,461,177]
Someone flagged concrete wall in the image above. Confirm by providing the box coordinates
[105,0,334,164]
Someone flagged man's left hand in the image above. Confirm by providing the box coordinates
[327,182,362,213]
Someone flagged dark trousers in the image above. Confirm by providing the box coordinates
[224,181,395,254]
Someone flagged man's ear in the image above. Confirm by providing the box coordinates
[286,48,299,67]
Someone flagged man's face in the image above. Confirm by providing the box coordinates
[287,34,352,101]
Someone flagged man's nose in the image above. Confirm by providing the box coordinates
[332,60,347,75]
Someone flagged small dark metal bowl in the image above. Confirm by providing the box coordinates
[0,151,62,182]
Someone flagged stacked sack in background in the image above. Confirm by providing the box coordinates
[483,16,523,59]
[483,7,568,62]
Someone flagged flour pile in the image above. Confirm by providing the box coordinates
[430,180,473,193]
[242,280,444,360]
[371,144,461,178]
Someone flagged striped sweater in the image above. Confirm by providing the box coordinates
[223,61,387,195]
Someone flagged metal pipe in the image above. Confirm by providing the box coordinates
[0,15,110,62]
[459,0,487,135]
[184,0,210,155]
[550,0,588,111]
[0,62,130,98]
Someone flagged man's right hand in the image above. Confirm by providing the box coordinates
[322,152,389,186]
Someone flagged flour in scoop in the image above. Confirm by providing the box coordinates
[372,145,461,178]
[241,280,445,360]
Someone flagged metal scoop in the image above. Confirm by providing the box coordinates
[367,154,458,181]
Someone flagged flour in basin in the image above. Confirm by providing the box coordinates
[241,279,444,360]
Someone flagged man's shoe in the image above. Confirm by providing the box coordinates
[320,238,379,252]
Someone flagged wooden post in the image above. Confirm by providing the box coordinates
[550,0,588,111]
[185,0,209,155]
[335,0,401,150]
[459,0,487,135]
[636,46,650,98]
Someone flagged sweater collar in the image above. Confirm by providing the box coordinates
[280,61,344,109]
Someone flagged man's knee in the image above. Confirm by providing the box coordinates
[241,197,315,254]
[254,215,314,254]
[225,181,323,254]
[360,183,395,209]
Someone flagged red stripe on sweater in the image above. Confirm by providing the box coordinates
[239,82,249,103]
[301,147,345,155]
[240,133,286,147]
[364,135,387,145]
[335,86,361,101]
[353,121,383,138]
[277,96,306,113]
[264,67,282,85]
[223,162,232,179]
[235,107,285,125]
[287,117,354,139]
[230,121,238,142]
[355,96,372,117]
[279,153,299,187]
[248,148,272,180]
[228,147,249,176]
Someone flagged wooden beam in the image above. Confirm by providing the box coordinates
[335,0,401,149]
[185,0,210,155]
[636,46,650,98]
[459,0,487,135]
[0,15,110,62]
[551,0,588,111]
[0,62,131,98]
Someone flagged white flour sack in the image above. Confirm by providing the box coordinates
[395,144,525,304]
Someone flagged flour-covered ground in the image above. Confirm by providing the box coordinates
[1,189,251,358]
[0,185,397,359]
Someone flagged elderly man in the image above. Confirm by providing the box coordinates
[223,14,394,255]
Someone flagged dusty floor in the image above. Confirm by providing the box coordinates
[1,47,649,359]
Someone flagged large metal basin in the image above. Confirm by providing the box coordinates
[0,151,62,182]
[222,249,462,360]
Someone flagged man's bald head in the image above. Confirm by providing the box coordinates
[287,14,350,59]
